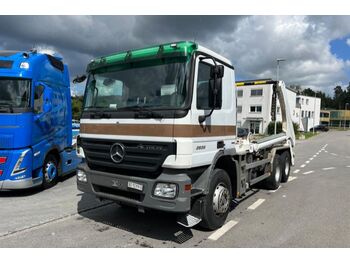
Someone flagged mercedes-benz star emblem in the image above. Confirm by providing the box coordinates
[110,143,125,163]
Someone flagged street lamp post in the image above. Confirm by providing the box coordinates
[344,103,349,130]
[313,92,316,134]
[275,59,286,134]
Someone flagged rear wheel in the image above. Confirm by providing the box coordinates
[264,154,282,190]
[200,169,232,230]
[42,154,59,189]
[280,151,291,183]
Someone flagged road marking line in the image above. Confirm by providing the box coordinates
[300,164,306,168]
[247,199,265,210]
[313,155,317,158]
[269,186,281,193]
[306,161,310,164]
[325,150,328,153]
[309,158,313,161]
[331,153,337,156]
[303,171,314,175]
[288,176,297,181]
[208,220,238,241]
[322,167,335,170]
[346,165,350,168]
[293,169,300,174]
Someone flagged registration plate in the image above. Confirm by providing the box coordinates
[127,181,143,191]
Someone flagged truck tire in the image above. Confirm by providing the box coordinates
[200,169,232,230]
[42,154,59,189]
[264,154,282,190]
[280,151,291,183]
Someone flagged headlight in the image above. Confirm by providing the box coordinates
[76,135,85,158]
[77,170,87,182]
[153,183,177,199]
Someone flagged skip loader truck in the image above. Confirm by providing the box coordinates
[75,41,295,230]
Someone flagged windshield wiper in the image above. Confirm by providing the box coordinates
[123,105,164,119]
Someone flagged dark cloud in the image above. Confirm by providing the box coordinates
[0,15,349,95]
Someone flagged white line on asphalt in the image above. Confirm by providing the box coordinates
[300,164,306,168]
[306,161,310,164]
[331,153,338,156]
[303,171,314,175]
[247,199,266,210]
[309,158,314,161]
[288,176,297,182]
[325,150,328,153]
[322,167,335,170]
[346,165,350,168]
[269,186,281,193]
[208,220,238,241]
[313,155,317,158]
[293,169,300,174]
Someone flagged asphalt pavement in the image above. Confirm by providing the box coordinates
[1,130,349,247]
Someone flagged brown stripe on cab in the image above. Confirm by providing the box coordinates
[80,124,236,137]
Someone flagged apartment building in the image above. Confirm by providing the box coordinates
[236,80,321,134]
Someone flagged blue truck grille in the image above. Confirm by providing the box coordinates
[81,138,176,176]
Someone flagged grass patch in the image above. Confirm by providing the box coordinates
[297,132,318,140]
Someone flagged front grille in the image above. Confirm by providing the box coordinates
[93,184,144,202]
[81,138,176,176]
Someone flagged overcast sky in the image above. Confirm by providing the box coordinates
[0,15,349,95]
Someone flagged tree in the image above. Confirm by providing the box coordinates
[71,96,83,120]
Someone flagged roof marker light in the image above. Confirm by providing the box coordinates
[0,157,7,164]
[20,62,30,69]
[170,43,177,48]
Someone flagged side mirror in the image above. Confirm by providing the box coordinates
[209,78,222,108]
[73,75,87,84]
[43,86,53,113]
[210,65,224,79]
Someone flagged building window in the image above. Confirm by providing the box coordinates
[277,107,280,114]
[311,111,314,118]
[302,110,304,117]
[308,111,311,118]
[250,105,262,113]
[251,89,263,96]
[237,105,242,113]
[237,90,243,97]
[306,99,309,105]
[301,98,304,104]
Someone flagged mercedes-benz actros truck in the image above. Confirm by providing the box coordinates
[0,50,80,190]
[75,41,295,230]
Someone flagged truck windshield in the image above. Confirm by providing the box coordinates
[0,78,31,109]
[83,61,188,111]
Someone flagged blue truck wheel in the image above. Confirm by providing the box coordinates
[42,154,59,189]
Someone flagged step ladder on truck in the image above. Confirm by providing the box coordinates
[75,41,295,230]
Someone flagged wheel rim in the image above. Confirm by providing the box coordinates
[285,158,290,175]
[275,164,281,182]
[212,183,230,215]
[45,161,57,183]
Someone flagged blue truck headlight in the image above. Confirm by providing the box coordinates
[153,183,177,199]
[77,170,87,182]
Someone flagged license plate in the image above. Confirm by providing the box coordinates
[127,181,143,191]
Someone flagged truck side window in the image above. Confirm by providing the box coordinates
[196,62,212,110]
[34,85,44,114]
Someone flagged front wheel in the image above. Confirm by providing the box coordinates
[200,169,232,230]
[42,154,59,189]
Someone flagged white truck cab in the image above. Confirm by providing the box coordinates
[75,41,295,230]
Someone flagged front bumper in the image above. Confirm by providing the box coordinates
[0,177,42,190]
[77,163,192,213]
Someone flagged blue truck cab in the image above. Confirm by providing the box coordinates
[0,50,80,190]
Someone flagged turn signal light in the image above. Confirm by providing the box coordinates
[0,157,7,164]
[0,170,3,176]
